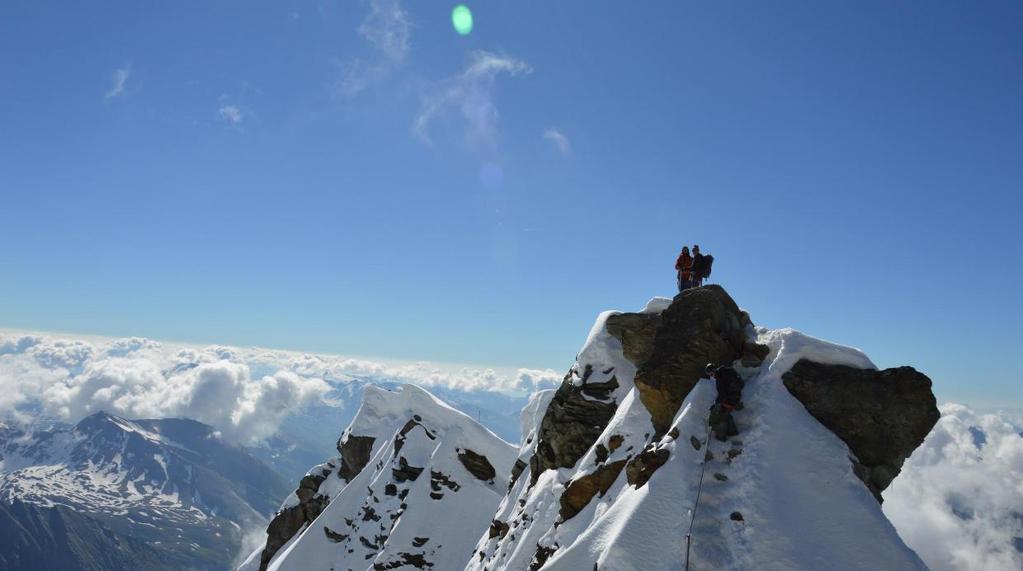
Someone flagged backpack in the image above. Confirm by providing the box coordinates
[702,255,714,279]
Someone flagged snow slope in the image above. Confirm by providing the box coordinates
[468,301,928,571]
[253,384,518,571]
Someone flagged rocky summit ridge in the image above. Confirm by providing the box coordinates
[249,286,940,571]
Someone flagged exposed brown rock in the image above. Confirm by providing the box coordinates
[633,286,751,435]
[626,445,671,488]
[259,469,331,570]
[559,460,627,521]
[607,434,624,453]
[782,359,940,502]
[605,311,662,365]
[529,379,617,485]
[489,519,510,539]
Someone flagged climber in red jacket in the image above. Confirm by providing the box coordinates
[675,246,694,292]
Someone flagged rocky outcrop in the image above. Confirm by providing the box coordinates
[633,286,753,435]
[458,449,497,482]
[605,311,661,365]
[782,359,940,501]
[529,379,617,485]
[259,466,333,571]
[625,445,671,488]
[338,435,375,482]
[559,460,627,521]
[261,433,377,569]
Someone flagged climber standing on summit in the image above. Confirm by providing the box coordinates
[675,246,693,293]
[691,245,713,288]
[705,364,743,441]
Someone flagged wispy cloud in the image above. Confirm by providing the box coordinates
[104,66,131,100]
[218,104,244,125]
[336,0,411,97]
[413,51,532,150]
[543,128,571,155]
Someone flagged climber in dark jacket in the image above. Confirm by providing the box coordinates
[691,245,707,288]
[705,364,743,441]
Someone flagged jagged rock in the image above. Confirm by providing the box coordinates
[713,473,728,482]
[782,359,940,502]
[529,380,617,485]
[259,469,331,570]
[594,443,609,463]
[489,519,510,539]
[339,435,376,482]
[605,311,662,365]
[730,511,744,522]
[560,459,627,521]
[392,457,424,483]
[633,286,752,434]
[625,445,671,488]
[741,341,771,368]
[373,553,432,569]
[508,458,527,490]
[412,537,429,547]
[458,448,496,482]
[608,434,624,453]
[690,436,702,450]
[530,544,557,571]
[324,526,348,543]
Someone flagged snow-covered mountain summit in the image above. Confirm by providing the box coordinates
[247,383,518,571]
[245,285,940,571]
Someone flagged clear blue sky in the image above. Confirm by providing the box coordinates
[2,1,1021,406]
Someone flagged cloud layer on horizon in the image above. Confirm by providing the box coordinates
[0,330,560,444]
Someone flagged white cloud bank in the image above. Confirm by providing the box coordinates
[884,403,1023,571]
[0,330,558,444]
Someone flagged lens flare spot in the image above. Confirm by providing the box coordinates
[452,5,473,36]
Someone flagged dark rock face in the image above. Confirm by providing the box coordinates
[489,519,510,539]
[782,359,940,502]
[458,448,496,482]
[260,469,331,570]
[508,458,527,490]
[392,457,425,483]
[529,379,617,485]
[559,460,627,521]
[338,435,376,482]
[625,445,671,488]
[633,286,752,435]
[261,433,377,570]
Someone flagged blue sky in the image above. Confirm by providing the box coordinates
[1,1,1021,406]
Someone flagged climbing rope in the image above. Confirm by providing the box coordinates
[684,418,715,571]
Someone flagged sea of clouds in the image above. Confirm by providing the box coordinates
[885,403,1023,571]
[0,329,560,445]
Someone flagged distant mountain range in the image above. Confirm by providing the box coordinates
[0,412,291,570]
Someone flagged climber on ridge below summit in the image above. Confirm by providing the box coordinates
[705,364,744,441]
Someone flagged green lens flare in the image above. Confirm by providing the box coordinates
[452,5,473,35]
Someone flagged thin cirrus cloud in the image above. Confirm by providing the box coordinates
[413,50,532,150]
[335,0,411,97]
[104,66,131,100]
[218,104,244,125]
[543,128,571,155]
